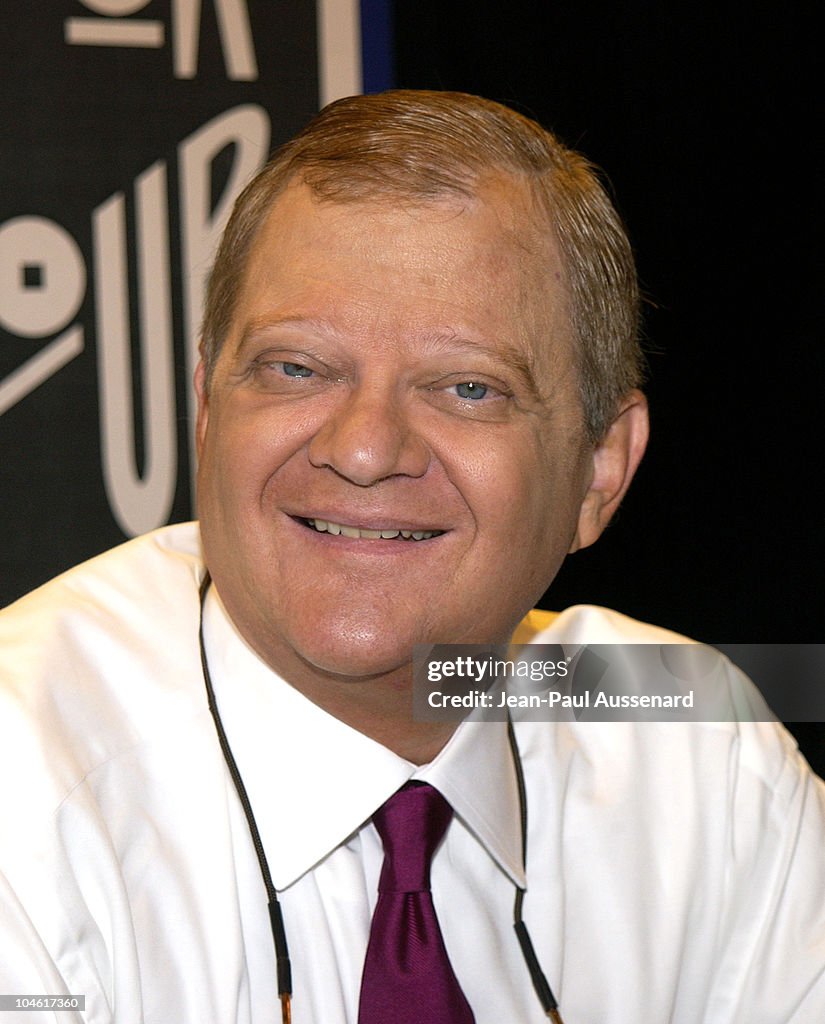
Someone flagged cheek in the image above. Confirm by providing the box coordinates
[439,431,547,540]
[201,400,313,497]
[467,434,588,558]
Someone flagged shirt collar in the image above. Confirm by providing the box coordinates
[201,586,524,890]
[415,717,525,887]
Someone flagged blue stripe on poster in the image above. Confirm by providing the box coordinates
[360,0,394,91]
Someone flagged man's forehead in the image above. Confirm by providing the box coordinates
[255,170,552,250]
[248,178,551,283]
[236,176,565,327]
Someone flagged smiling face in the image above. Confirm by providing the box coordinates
[196,176,604,695]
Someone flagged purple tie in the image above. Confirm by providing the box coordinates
[358,783,475,1024]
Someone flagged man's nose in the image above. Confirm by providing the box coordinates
[307,383,430,486]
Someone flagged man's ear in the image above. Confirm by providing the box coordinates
[194,358,209,458]
[570,389,649,553]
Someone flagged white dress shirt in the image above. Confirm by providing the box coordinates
[1,523,823,1023]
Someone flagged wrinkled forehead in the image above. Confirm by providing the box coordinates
[244,171,571,322]
[247,175,566,316]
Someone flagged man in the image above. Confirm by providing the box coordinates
[1,91,823,1023]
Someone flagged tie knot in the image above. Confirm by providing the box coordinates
[373,783,452,893]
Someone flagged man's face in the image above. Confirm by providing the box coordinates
[197,177,597,684]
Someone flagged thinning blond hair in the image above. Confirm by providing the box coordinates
[201,90,642,440]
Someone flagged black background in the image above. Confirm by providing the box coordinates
[1,1,317,602]
[392,1,824,771]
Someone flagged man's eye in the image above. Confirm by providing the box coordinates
[279,362,314,377]
[451,381,489,400]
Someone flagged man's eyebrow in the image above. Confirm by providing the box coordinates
[233,315,340,355]
[419,332,545,401]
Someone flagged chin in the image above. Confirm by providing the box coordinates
[301,637,415,681]
[286,615,424,681]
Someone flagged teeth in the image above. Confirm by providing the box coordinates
[307,519,442,541]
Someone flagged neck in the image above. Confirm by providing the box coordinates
[272,656,458,764]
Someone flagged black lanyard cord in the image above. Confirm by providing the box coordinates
[198,573,293,1021]
[507,715,565,1023]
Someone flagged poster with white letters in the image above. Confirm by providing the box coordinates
[1,0,384,606]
